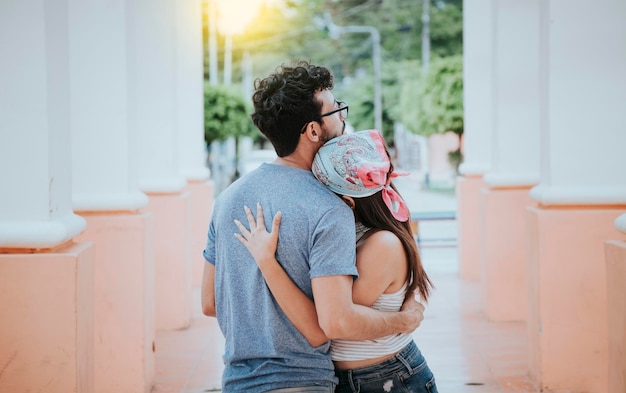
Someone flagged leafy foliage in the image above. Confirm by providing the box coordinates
[334,61,417,141]
[302,0,462,72]
[204,84,256,145]
[430,1,463,58]
[399,55,463,137]
[202,0,463,142]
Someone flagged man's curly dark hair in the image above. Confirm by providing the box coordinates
[251,61,334,157]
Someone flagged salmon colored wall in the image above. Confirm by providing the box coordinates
[144,192,192,330]
[0,242,94,393]
[185,180,214,287]
[606,240,626,393]
[75,212,155,393]
[456,175,484,281]
[527,207,624,393]
[480,187,533,322]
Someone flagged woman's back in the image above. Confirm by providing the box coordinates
[331,229,412,370]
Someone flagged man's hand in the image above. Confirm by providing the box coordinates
[399,292,425,333]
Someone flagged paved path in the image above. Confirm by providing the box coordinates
[393,173,457,214]
[153,253,534,392]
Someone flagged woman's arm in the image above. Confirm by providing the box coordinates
[201,262,216,317]
[234,203,329,347]
[235,204,423,342]
[311,231,417,340]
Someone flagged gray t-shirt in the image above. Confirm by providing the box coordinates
[204,163,358,392]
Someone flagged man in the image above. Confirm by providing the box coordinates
[201,61,424,393]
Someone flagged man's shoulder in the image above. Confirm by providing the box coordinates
[216,164,347,213]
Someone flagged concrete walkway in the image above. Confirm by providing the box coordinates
[393,173,457,214]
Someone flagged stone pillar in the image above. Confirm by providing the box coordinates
[527,2,626,391]
[457,0,493,280]
[0,1,93,392]
[175,0,215,288]
[481,0,540,322]
[67,1,155,392]
[607,215,626,393]
[130,0,192,330]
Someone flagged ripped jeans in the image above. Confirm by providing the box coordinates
[334,341,437,393]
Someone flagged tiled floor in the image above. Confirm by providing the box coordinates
[152,245,538,393]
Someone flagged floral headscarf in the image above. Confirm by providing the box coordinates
[312,129,410,222]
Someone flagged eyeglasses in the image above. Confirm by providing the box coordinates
[300,101,349,133]
[313,102,349,121]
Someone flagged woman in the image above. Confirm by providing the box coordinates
[234,129,438,393]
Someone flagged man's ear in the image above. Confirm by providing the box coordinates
[303,122,322,143]
[341,195,355,209]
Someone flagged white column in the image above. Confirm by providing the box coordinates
[479,0,540,322]
[176,0,210,181]
[0,0,85,249]
[175,0,215,288]
[456,0,494,281]
[483,0,540,188]
[224,34,233,85]
[242,50,254,100]
[526,1,626,391]
[208,0,219,86]
[129,0,192,330]
[67,2,155,393]
[459,0,493,177]
[131,0,186,192]
[70,0,148,211]
[0,3,94,392]
[530,0,626,206]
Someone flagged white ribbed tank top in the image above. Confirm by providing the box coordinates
[329,284,412,361]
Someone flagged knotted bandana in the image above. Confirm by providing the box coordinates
[312,130,410,222]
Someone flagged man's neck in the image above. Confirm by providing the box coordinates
[273,153,313,171]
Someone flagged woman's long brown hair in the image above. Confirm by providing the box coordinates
[351,162,434,303]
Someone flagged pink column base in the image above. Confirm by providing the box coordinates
[144,192,192,330]
[75,212,155,393]
[527,206,624,393]
[0,242,94,393]
[480,186,533,322]
[606,239,626,393]
[456,175,485,281]
[185,180,214,287]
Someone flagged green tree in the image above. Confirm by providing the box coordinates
[206,0,462,84]
[334,61,415,141]
[204,84,256,146]
[202,0,463,144]
[430,1,463,58]
[399,55,463,172]
[314,0,463,70]
[400,55,463,137]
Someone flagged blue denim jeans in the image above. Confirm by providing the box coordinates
[264,382,335,393]
[334,341,437,393]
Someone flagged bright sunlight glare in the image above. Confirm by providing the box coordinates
[216,0,274,35]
